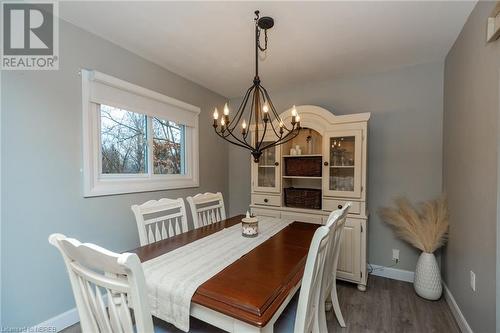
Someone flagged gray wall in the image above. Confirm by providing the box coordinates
[1,18,228,327]
[442,2,499,332]
[229,62,444,272]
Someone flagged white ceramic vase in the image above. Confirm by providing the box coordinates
[414,252,442,300]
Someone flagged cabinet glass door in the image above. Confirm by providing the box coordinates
[252,141,280,193]
[323,130,362,198]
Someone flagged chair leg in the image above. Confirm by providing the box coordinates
[331,280,346,327]
[325,299,333,312]
[317,298,328,333]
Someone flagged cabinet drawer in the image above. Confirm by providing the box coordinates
[252,194,281,207]
[323,199,361,215]
[281,212,323,225]
[251,208,281,218]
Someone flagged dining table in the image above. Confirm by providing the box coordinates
[131,215,320,333]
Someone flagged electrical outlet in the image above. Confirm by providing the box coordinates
[392,249,400,263]
[470,271,476,292]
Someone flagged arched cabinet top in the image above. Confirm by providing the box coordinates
[278,105,370,135]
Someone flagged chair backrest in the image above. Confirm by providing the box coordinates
[322,203,351,297]
[294,226,330,333]
[186,192,226,229]
[49,234,154,333]
[131,198,188,246]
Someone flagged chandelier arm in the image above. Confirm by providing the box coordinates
[260,122,298,149]
[217,126,251,149]
[228,85,254,132]
[261,127,300,150]
[267,110,282,138]
[262,88,286,127]
[245,86,256,142]
[243,93,254,142]
[215,130,253,150]
[256,86,281,138]
[256,119,269,151]
[261,88,292,131]
[225,126,254,150]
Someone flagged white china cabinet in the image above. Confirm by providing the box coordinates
[250,105,370,291]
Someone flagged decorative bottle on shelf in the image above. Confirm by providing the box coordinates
[306,131,313,154]
[295,145,302,155]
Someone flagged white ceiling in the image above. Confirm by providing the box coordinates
[60,1,475,98]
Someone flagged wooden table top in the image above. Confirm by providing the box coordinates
[131,215,320,327]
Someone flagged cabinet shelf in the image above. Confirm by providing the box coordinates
[283,176,322,179]
[330,165,355,168]
[258,165,276,168]
[283,154,322,158]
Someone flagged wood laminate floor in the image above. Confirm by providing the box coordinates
[61,275,460,333]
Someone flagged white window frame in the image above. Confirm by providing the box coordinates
[81,69,200,197]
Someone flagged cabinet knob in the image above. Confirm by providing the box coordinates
[274,162,279,166]
[264,198,269,203]
[338,205,343,209]
[324,161,329,166]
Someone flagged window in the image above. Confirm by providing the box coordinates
[152,117,185,175]
[82,70,200,197]
[100,105,148,174]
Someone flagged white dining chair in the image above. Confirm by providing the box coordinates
[131,198,189,246]
[49,233,154,333]
[294,225,331,333]
[319,203,351,330]
[186,192,226,229]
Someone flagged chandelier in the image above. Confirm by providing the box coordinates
[212,10,301,163]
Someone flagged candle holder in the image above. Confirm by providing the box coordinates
[242,215,259,238]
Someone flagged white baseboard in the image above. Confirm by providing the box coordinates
[443,283,473,333]
[31,307,79,332]
[369,264,415,283]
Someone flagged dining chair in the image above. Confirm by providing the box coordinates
[294,225,330,333]
[186,192,226,229]
[49,234,154,333]
[131,198,189,246]
[319,203,351,330]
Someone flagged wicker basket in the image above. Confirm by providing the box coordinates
[284,156,322,177]
[284,188,321,210]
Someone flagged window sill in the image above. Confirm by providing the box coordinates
[83,176,199,197]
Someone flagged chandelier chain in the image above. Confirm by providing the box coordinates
[257,28,268,52]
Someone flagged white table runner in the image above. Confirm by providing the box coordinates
[142,217,292,332]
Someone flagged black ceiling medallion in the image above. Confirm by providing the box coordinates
[212,10,301,163]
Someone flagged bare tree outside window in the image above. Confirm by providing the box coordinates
[153,117,185,174]
[100,105,147,174]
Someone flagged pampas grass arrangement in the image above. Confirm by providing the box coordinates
[380,195,449,300]
[379,196,449,253]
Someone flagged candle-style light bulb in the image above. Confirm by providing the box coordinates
[220,118,225,129]
[296,114,301,128]
[212,108,219,128]
[263,103,269,113]
[242,120,247,135]
[291,105,297,124]
[262,102,269,122]
[223,103,229,116]
[279,120,284,128]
